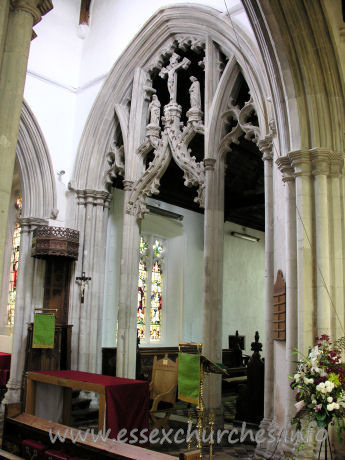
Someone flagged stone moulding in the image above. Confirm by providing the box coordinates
[220,97,260,157]
[127,97,206,220]
[31,226,80,260]
[127,136,171,220]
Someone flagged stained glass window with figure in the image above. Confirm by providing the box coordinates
[137,235,165,343]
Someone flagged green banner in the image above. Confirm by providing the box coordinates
[178,352,200,405]
[32,313,55,348]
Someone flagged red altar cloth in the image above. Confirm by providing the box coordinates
[36,371,149,442]
[0,352,11,386]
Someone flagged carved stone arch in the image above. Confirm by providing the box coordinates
[17,100,57,219]
[72,4,272,192]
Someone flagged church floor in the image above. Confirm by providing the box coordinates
[147,395,257,459]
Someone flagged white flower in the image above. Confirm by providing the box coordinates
[316,382,325,391]
[325,381,335,392]
[294,373,300,382]
[312,399,317,404]
[334,403,340,410]
[327,396,333,403]
[309,346,319,359]
[327,403,335,411]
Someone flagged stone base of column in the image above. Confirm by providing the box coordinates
[1,378,21,406]
[254,418,280,459]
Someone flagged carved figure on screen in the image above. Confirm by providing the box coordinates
[189,76,201,110]
[159,53,191,102]
[149,94,161,126]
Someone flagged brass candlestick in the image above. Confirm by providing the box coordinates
[196,365,205,458]
[209,412,215,459]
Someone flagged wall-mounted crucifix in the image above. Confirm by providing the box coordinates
[76,272,91,304]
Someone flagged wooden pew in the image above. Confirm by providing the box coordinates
[3,405,175,460]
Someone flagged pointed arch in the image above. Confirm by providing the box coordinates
[17,100,57,219]
[72,4,272,191]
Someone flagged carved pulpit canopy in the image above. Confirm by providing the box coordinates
[31,226,79,260]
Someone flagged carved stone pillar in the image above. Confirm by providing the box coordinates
[2,217,47,405]
[261,138,274,419]
[69,190,87,369]
[329,153,345,340]
[311,149,332,336]
[289,150,314,354]
[276,156,297,427]
[254,137,275,448]
[0,1,10,72]
[70,190,110,374]
[116,181,141,379]
[116,67,150,378]
[0,0,53,303]
[202,157,224,417]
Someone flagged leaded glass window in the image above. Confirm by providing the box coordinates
[137,235,165,343]
[7,197,22,330]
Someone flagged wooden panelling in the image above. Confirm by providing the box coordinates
[273,270,286,341]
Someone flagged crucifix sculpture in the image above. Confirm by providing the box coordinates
[159,53,191,103]
[127,52,205,220]
[76,272,91,304]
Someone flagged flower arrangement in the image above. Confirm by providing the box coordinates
[290,334,345,439]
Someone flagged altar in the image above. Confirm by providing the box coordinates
[25,370,149,440]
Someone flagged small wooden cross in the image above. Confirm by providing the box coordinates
[76,272,91,304]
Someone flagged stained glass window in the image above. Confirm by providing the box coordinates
[7,197,22,330]
[137,235,165,343]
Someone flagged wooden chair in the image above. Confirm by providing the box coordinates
[149,354,178,429]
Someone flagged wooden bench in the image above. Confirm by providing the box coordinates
[3,408,176,460]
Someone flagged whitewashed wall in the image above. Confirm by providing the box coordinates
[103,191,266,352]
[222,222,265,355]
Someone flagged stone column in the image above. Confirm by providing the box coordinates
[68,190,87,370]
[3,217,47,405]
[116,67,150,378]
[311,149,332,336]
[289,151,314,354]
[257,137,274,433]
[0,0,53,303]
[116,181,140,378]
[72,190,110,374]
[0,1,10,73]
[276,156,298,435]
[202,157,224,417]
[329,153,344,340]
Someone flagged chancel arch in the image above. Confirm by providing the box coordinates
[69,5,274,429]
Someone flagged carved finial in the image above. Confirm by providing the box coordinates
[251,331,262,353]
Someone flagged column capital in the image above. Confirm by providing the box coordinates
[76,189,111,206]
[329,152,344,178]
[288,150,311,177]
[203,158,216,171]
[276,156,295,182]
[310,148,330,176]
[258,135,273,161]
[19,216,48,232]
[11,0,53,25]
[123,179,134,191]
